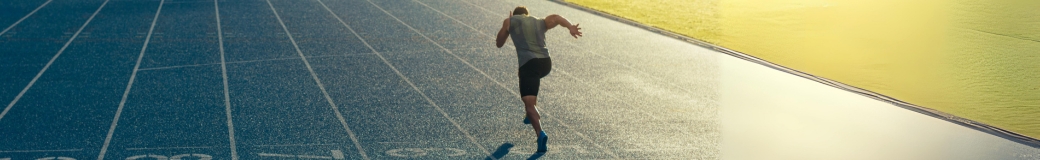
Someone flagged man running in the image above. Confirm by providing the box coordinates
[495,6,583,153]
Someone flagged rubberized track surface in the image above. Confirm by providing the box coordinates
[3,0,1038,159]
[0,0,717,159]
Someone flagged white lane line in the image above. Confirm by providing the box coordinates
[406,0,620,158]
[257,153,335,159]
[136,53,379,71]
[0,0,110,122]
[358,0,495,157]
[463,0,700,96]
[97,0,163,159]
[125,146,213,151]
[136,62,221,71]
[214,0,239,159]
[225,52,375,65]
[250,143,341,147]
[0,0,53,37]
[622,147,699,152]
[256,152,299,157]
[137,46,500,71]
[267,1,368,159]
[0,149,82,153]
[137,46,492,71]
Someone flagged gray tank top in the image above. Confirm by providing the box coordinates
[509,15,549,67]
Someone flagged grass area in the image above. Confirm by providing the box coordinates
[565,0,1040,139]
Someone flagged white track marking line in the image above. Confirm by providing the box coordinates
[256,153,297,158]
[136,53,379,71]
[463,0,700,96]
[0,149,82,153]
[257,153,334,159]
[267,1,368,159]
[221,53,368,65]
[359,0,495,157]
[214,0,239,159]
[0,0,52,37]
[250,143,341,147]
[137,62,221,71]
[97,0,163,159]
[125,146,213,151]
[135,45,493,71]
[0,0,110,122]
[407,0,620,158]
[139,46,495,71]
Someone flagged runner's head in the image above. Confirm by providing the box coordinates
[513,6,529,15]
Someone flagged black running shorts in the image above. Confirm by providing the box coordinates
[518,58,552,97]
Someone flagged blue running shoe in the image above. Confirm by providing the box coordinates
[523,110,540,124]
[523,115,531,124]
[537,131,548,153]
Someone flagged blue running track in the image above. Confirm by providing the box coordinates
[0,0,720,159]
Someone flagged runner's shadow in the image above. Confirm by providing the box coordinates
[527,152,546,160]
[485,143,514,160]
[485,142,547,159]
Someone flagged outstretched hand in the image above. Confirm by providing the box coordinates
[568,24,583,38]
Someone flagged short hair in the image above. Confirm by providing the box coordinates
[513,6,528,15]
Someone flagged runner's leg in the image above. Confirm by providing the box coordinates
[519,58,551,152]
[523,95,542,133]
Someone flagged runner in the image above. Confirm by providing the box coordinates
[495,6,583,153]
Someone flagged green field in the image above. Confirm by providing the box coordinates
[564,0,1040,139]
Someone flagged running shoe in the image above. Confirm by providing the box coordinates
[537,131,548,152]
[523,114,531,124]
[523,109,540,124]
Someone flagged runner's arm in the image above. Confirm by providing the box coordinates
[544,14,582,38]
[496,18,510,48]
